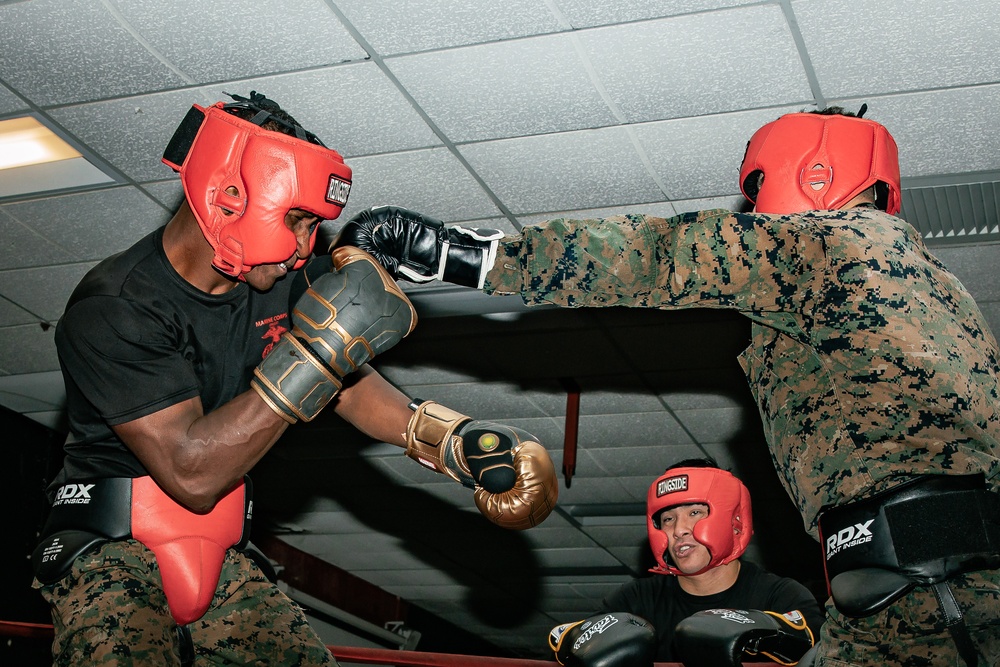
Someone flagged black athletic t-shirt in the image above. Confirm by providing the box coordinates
[54,227,295,483]
[601,561,824,662]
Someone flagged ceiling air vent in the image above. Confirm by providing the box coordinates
[900,181,1000,247]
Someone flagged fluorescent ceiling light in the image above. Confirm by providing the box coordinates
[0,116,80,169]
[0,114,116,199]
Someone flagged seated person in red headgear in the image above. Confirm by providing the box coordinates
[547,458,822,667]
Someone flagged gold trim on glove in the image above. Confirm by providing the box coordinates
[404,401,474,486]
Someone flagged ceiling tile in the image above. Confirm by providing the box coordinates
[672,405,752,443]
[0,369,65,413]
[844,87,1000,179]
[931,244,1000,303]
[337,0,561,55]
[231,66,444,159]
[0,81,27,115]
[0,322,58,374]
[555,0,759,28]
[388,33,616,142]
[578,6,812,123]
[0,209,75,269]
[585,441,694,476]
[333,148,502,223]
[49,88,224,182]
[0,262,94,322]
[0,0,187,105]
[4,187,171,263]
[631,105,805,199]
[116,0,366,82]
[462,126,665,216]
[795,0,1000,97]
[0,294,41,327]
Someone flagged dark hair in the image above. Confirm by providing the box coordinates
[809,103,868,118]
[221,91,326,146]
[665,457,720,473]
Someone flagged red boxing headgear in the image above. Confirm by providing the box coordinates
[739,111,900,215]
[646,467,752,576]
[162,95,352,277]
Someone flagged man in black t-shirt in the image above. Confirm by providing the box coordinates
[33,92,558,667]
[548,459,821,666]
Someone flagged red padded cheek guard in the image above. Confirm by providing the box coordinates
[163,104,352,277]
[646,468,753,576]
[739,112,900,216]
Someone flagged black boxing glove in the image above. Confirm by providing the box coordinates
[332,205,502,288]
[549,612,656,667]
[251,247,417,423]
[674,609,814,667]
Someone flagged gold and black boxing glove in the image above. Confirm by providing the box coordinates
[404,400,557,530]
[252,246,417,423]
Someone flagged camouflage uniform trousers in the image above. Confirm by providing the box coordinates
[34,538,337,666]
[812,569,1000,666]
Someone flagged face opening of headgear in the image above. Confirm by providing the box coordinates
[738,106,901,216]
[161,91,353,278]
[646,465,753,577]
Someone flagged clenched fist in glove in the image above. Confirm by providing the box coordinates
[333,205,503,288]
[405,400,557,530]
[549,612,656,667]
[674,609,814,667]
[252,246,417,423]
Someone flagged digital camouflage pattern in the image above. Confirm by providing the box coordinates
[485,208,1000,666]
[486,208,1000,532]
[816,570,1000,666]
[36,540,336,666]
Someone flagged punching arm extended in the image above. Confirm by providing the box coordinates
[333,205,503,288]
[405,400,558,530]
[252,246,417,423]
[674,609,815,667]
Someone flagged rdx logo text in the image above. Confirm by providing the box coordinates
[825,520,875,559]
[53,483,95,505]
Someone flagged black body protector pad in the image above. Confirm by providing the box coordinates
[819,473,1000,617]
[32,477,133,585]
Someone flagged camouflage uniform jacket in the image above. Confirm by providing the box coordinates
[484,208,1000,534]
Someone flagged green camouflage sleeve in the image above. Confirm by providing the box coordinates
[484,210,829,316]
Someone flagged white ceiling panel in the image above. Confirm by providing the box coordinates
[554,0,760,28]
[387,33,616,142]
[335,148,502,223]
[336,0,561,55]
[0,297,40,329]
[632,105,806,199]
[845,86,1000,178]
[48,88,223,182]
[0,209,76,269]
[0,262,93,323]
[577,6,812,123]
[231,66,444,159]
[0,0,188,105]
[115,0,366,82]
[0,370,64,413]
[3,187,170,262]
[0,322,58,374]
[461,126,664,214]
[0,82,27,115]
[795,0,1000,97]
